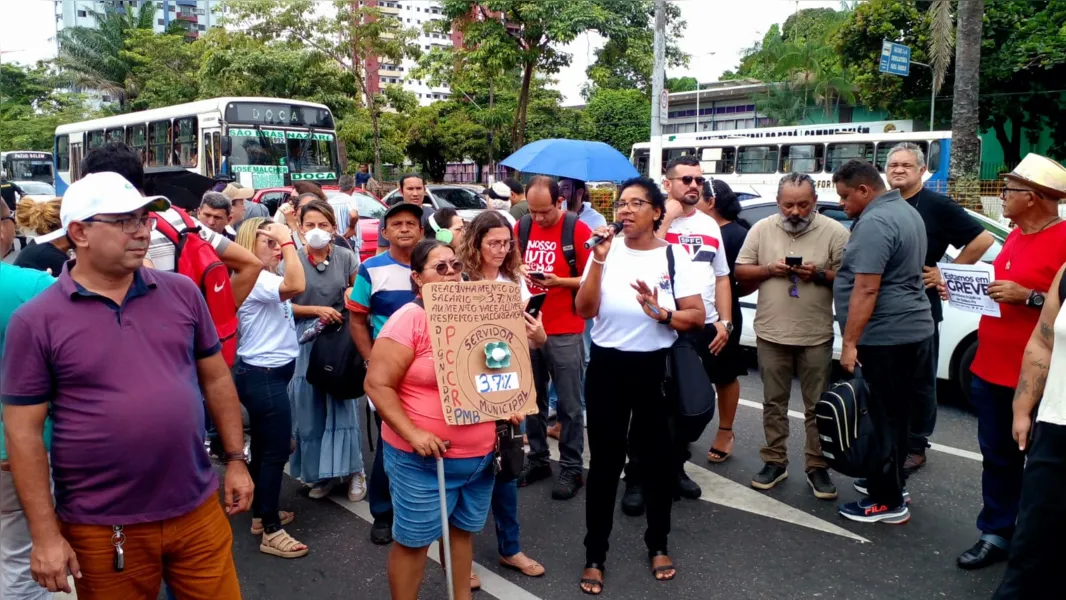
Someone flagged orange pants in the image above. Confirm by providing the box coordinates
[60,496,241,600]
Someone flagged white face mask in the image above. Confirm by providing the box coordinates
[305,227,331,250]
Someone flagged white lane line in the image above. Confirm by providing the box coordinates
[737,399,982,461]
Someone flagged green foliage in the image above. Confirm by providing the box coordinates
[665,77,698,93]
[405,101,490,181]
[583,88,649,154]
[123,29,201,111]
[0,63,99,151]
[583,0,688,98]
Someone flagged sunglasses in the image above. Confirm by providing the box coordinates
[426,259,463,276]
[1000,187,1032,198]
[670,176,706,186]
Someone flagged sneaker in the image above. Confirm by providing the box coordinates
[751,463,788,490]
[347,472,367,502]
[370,516,393,545]
[903,451,927,475]
[838,498,910,524]
[516,461,552,488]
[621,480,645,516]
[806,468,838,500]
[676,472,702,500]
[551,470,584,500]
[853,478,911,504]
[308,479,335,500]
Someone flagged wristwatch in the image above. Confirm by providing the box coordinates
[720,320,734,334]
[814,269,828,285]
[1026,291,1046,309]
[660,309,674,326]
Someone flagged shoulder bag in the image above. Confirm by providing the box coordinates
[665,245,716,443]
[306,311,367,400]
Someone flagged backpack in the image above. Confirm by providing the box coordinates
[518,212,579,302]
[153,207,239,367]
[815,367,886,478]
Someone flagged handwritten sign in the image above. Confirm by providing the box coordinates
[938,262,1000,318]
[422,281,536,426]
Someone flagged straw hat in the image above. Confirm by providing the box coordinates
[1005,153,1066,199]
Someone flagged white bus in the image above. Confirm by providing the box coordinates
[630,120,958,198]
[54,97,343,195]
[2,151,55,186]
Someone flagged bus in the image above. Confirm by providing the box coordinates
[1,151,55,186]
[54,97,343,195]
[630,120,959,198]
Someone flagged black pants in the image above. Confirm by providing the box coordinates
[584,344,673,565]
[233,359,296,533]
[368,412,393,521]
[858,335,935,507]
[907,325,940,454]
[994,422,1066,599]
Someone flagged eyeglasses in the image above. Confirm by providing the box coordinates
[613,199,651,211]
[485,239,514,251]
[670,176,706,186]
[427,259,463,276]
[1000,187,1033,198]
[84,215,157,234]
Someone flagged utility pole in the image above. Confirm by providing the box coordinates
[649,0,666,182]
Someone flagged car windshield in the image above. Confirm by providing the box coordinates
[432,187,484,210]
[351,192,386,219]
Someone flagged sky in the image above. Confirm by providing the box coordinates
[2,0,843,105]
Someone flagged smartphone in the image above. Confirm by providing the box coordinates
[785,256,803,268]
[525,293,548,318]
[528,271,547,281]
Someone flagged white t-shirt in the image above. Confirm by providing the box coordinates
[664,210,730,323]
[582,239,703,352]
[237,270,299,368]
[495,272,532,302]
[1036,304,1066,426]
[148,208,230,272]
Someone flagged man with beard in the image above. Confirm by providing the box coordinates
[734,173,850,499]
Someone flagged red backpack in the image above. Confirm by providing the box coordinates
[153,207,239,367]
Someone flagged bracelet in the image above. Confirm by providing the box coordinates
[223,451,245,463]
[592,257,606,265]
[280,241,296,250]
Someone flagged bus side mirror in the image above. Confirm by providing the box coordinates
[221,136,232,157]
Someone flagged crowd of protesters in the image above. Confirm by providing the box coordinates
[2,139,1066,600]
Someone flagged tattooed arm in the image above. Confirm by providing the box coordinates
[1012,264,1065,451]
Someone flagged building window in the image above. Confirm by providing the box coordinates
[77,9,87,17]
[157,18,164,24]
[198,24,206,30]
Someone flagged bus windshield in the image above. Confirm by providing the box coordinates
[226,127,339,187]
[3,153,54,184]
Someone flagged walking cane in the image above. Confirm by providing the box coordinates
[437,441,455,600]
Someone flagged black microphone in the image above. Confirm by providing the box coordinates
[584,222,623,249]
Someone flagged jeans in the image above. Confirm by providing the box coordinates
[492,479,521,557]
[857,335,935,507]
[527,334,586,473]
[547,320,593,413]
[585,344,673,565]
[756,338,833,470]
[368,411,393,522]
[994,422,1066,599]
[1,469,51,599]
[971,375,1025,542]
[908,325,940,454]
[234,358,296,533]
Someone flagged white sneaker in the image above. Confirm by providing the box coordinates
[348,472,367,502]
[308,480,335,500]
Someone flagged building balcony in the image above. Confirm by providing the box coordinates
[176,0,199,6]
[177,14,197,23]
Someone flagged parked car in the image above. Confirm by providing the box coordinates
[15,181,56,197]
[381,184,488,222]
[251,186,386,263]
[735,198,1007,402]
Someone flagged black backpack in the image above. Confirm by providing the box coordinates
[815,367,886,478]
[518,212,579,302]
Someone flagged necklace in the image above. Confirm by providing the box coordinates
[1005,217,1062,270]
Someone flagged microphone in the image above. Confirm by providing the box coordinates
[584,222,623,249]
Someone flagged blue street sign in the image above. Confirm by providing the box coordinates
[879,40,911,77]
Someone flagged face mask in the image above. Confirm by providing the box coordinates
[305,227,331,250]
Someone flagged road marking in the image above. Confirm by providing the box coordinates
[737,399,982,461]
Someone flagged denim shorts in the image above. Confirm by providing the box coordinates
[382,441,495,548]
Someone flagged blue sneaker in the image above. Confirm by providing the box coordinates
[853,479,911,504]
[838,498,910,524]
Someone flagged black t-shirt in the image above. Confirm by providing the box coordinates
[720,220,750,330]
[1,181,25,212]
[14,239,69,275]
[905,187,986,322]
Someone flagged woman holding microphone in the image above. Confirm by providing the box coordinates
[575,177,706,595]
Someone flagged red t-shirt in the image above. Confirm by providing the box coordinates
[971,221,1066,388]
[516,216,592,336]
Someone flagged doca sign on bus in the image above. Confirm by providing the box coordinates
[422,281,537,426]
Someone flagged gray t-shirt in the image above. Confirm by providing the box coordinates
[282,246,359,317]
[833,189,934,346]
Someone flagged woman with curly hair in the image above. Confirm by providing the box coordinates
[14,196,70,275]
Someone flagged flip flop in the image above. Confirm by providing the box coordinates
[499,553,545,577]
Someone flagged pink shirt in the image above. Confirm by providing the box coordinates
[378,302,496,458]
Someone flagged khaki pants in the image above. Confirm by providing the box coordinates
[756,338,833,470]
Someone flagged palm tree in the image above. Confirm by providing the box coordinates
[949,0,985,208]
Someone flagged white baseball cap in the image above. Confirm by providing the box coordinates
[38,172,170,243]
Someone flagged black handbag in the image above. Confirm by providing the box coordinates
[494,422,525,482]
[305,311,367,400]
[665,246,716,443]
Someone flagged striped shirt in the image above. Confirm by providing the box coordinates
[346,252,415,338]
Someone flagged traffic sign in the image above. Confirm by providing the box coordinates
[879,40,911,77]
[660,89,669,113]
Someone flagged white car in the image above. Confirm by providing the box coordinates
[735,198,1008,402]
[15,181,56,197]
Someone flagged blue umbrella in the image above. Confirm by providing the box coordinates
[500,139,640,183]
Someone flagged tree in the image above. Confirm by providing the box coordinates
[583,0,688,98]
[225,0,421,176]
[122,29,201,111]
[583,88,649,154]
[0,62,97,151]
[949,0,985,207]
[405,101,490,181]
[665,76,697,93]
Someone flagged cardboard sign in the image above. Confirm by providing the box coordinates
[938,262,1001,318]
[422,281,536,426]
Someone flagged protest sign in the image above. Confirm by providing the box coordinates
[422,280,537,426]
[938,262,1000,317]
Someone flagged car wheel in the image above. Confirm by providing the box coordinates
[957,339,978,405]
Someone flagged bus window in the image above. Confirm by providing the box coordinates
[70,143,83,181]
[700,147,736,174]
[56,135,70,171]
[874,141,927,172]
[633,149,650,177]
[105,127,124,143]
[663,148,696,166]
[126,124,147,165]
[826,142,874,172]
[148,120,172,167]
[86,130,105,150]
[736,145,779,174]
[928,140,942,173]
[173,117,198,167]
[779,144,823,174]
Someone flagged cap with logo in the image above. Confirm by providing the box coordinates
[36,172,170,243]
[487,181,513,201]
[1005,153,1066,200]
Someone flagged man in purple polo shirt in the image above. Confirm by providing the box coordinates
[0,172,253,599]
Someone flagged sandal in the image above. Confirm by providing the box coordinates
[250,511,295,535]
[579,562,605,595]
[707,427,735,463]
[649,550,676,581]
[260,529,309,559]
[499,553,545,577]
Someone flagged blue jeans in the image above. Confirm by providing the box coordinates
[972,375,1025,544]
[492,479,521,557]
[234,359,296,532]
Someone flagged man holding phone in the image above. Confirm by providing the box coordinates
[735,173,850,499]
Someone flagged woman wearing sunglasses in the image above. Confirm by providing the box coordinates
[575,177,706,595]
[366,239,526,600]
